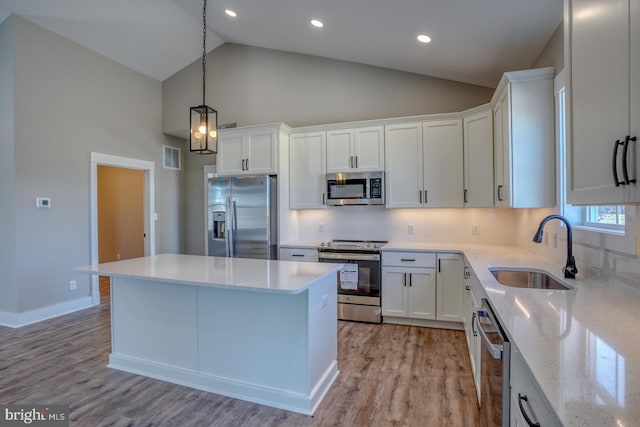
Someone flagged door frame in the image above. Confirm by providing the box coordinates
[90,152,155,305]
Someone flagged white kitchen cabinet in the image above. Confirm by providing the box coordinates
[566,0,640,204]
[381,251,437,320]
[492,68,555,208]
[463,267,482,403]
[423,119,464,208]
[279,247,318,262]
[463,108,494,207]
[289,132,327,209]
[326,126,384,172]
[436,253,464,322]
[384,123,423,208]
[385,119,464,209]
[217,125,279,176]
[510,347,561,427]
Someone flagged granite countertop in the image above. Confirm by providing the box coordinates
[383,242,640,427]
[77,254,340,295]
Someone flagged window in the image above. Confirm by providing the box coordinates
[584,206,625,230]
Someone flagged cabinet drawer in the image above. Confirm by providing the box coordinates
[382,251,436,268]
[279,247,318,262]
[510,349,561,427]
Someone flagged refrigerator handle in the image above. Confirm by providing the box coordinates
[226,196,233,257]
[232,198,238,257]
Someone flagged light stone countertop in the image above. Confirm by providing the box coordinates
[77,254,340,295]
[384,242,640,427]
[279,241,321,249]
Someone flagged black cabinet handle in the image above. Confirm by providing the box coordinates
[419,190,422,204]
[613,139,625,186]
[497,185,503,201]
[241,159,245,171]
[409,273,412,287]
[291,254,304,257]
[355,156,358,168]
[400,258,416,262]
[322,192,326,205]
[622,135,637,185]
[438,259,441,273]
[246,158,249,170]
[403,272,407,287]
[464,189,468,204]
[518,394,541,427]
[424,190,428,205]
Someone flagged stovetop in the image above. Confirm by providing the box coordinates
[318,239,388,251]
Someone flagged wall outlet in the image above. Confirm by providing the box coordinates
[471,224,479,236]
[69,280,77,291]
[318,223,325,233]
[116,253,121,260]
[408,224,415,234]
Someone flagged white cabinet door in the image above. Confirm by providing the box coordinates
[567,0,637,204]
[463,109,494,207]
[279,247,318,262]
[436,254,464,322]
[217,134,245,176]
[326,129,354,173]
[423,119,464,208]
[289,132,327,209]
[245,131,277,175]
[407,269,436,320]
[385,123,423,208]
[381,267,408,317]
[493,89,510,207]
[354,126,384,171]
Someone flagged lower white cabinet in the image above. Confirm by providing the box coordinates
[510,348,561,427]
[381,267,436,319]
[463,268,482,403]
[382,251,464,325]
[279,247,318,262]
[436,253,464,322]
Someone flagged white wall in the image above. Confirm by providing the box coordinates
[2,16,185,315]
[163,43,494,135]
[296,208,517,245]
[0,17,17,313]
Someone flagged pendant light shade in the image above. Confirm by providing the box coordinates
[189,0,217,154]
[190,105,217,153]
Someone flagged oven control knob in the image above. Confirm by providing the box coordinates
[320,242,325,247]
[327,242,332,247]
[366,243,372,248]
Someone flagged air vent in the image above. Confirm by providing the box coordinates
[163,145,181,170]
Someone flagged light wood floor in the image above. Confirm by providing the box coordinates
[0,298,481,426]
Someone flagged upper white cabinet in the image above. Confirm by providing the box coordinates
[463,108,494,207]
[326,126,384,172]
[423,119,464,208]
[385,119,464,208]
[566,0,640,204]
[217,125,279,176]
[493,68,555,208]
[289,131,327,209]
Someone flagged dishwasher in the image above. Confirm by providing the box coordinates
[477,298,510,427]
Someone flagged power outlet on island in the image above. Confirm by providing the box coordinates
[69,280,77,291]
[471,224,479,236]
[408,224,415,234]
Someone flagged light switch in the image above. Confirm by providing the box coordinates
[36,197,51,208]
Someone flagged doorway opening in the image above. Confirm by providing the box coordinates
[90,153,155,305]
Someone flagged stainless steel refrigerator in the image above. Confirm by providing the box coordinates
[207,174,278,260]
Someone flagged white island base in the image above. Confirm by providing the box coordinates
[80,255,340,416]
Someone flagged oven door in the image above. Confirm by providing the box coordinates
[317,252,380,298]
[477,300,510,427]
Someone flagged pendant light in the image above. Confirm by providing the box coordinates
[189,0,217,154]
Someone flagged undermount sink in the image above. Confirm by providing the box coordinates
[490,268,573,290]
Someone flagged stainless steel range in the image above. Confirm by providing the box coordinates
[317,239,387,323]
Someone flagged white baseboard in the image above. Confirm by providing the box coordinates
[0,296,95,328]
[383,316,464,330]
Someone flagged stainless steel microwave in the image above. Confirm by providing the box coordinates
[326,172,384,206]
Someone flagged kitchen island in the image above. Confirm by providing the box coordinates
[77,254,340,415]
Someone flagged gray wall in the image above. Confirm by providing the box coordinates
[3,16,185,313]
[163,43,494,134]
[532,23,563,71]
[0,17,17,313]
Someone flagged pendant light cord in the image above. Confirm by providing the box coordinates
[202,0,207,106]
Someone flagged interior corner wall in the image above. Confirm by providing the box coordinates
[11,15,184,314]
[0,17,18,313]
[162,43,495,135]
[532,22,564,71]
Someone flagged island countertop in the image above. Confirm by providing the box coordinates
[77,253,340,294]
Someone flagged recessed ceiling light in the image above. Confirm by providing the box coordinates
[311,19,324,28]
[417,34,432,43]
[225,9,237,18]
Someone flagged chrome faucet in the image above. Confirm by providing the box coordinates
[532,214,578,279]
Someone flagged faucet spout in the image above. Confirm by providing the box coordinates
[532,214,578,279]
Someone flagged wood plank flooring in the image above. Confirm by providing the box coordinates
[0,298,481,426]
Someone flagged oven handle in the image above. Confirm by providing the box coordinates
[318,252,380,262]
[477,309,503,359]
